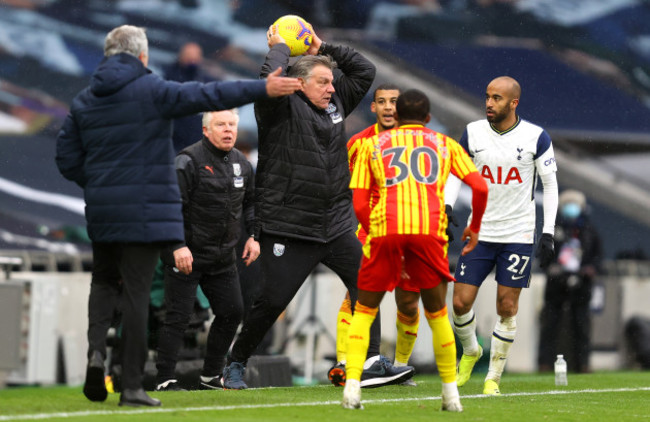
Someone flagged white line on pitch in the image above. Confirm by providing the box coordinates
[1,387,649,421]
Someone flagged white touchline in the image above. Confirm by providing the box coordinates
[1,387,649,421]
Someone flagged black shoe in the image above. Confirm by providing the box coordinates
[199,375,223,390]
[222,362,248,390]
[83,351,108,402]
[119,388,161,407]
[360,355,415,388]
[155,379,186,391]
[328,361,346,387]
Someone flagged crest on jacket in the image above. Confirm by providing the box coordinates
[273,243,285,257]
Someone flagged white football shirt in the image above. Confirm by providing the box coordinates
[459,116,557,244]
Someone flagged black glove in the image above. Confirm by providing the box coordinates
[536,233,555,269]
[445,205,459,243]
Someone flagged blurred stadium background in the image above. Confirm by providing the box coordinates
[1,0,649,389]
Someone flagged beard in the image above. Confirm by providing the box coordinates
[487,104,510,123]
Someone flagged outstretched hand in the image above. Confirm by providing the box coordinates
[265,67,301,97]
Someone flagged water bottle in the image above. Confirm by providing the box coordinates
[554,354,568,386]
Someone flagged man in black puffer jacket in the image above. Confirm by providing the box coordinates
[154,109,259,392]
[222,25,414,389]
[56,25,300,407]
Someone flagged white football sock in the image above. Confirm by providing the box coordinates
[486,316,516,383]
[452,309,480,356]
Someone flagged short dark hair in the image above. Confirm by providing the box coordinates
[396,89,430,122]
[373,83,400,101]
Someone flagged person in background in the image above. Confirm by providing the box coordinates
[56,24,300,407]
[538,189,602,373]
[164,42,216,153]
[342,89,488,410]
[155,109,260,392]
[445,76,558,395]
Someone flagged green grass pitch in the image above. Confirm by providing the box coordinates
[0,371,648,421]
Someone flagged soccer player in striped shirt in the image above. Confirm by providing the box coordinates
[342,89,488,411]
[445,76,558,395]
[330,84,419,388]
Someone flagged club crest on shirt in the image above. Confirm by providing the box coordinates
[516,147,523,161]
[233,176,244,188]
[326,103,343,124]
[233,163,241,176]
[273,243,285,257]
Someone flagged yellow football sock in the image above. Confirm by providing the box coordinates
[426,306,457,383]
[345,303,378,382]
[336,297,353,363]
[395,309,419,366]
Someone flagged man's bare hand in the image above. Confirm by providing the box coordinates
[265,67,301,97]
[305,24,322,56]
[460,227,479,256]
[267,24,286,49]
[173,246,193,275]
[241,237,260,267]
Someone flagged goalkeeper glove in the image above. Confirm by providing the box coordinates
[445,205,459,243]
[536,233,555,269]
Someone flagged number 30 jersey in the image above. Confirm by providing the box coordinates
[350,124,478,240]
[460,117,557,244]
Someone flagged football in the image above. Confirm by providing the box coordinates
[272,15,313,57]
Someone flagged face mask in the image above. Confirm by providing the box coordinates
[561,202,581,220]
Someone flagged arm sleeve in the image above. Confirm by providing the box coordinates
[173,154,196,249]
[243,162,256,237]
[540,171,558,235]
[462,172,488,233]
[55,113,86,188]
[352,188,372,234]
[444,175,462,207]
[255,44,292,131]
[324,43,376,116]
[155,76,268,119]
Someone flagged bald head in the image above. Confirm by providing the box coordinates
[485,76,520,130]
[488,76,521,100]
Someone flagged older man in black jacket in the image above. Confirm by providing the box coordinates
[221,25,414,389]
[56,25,300,407]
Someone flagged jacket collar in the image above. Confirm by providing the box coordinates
[201,137,231,159]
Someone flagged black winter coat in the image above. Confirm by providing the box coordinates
[253,43,376,242]
[169,138,255,269]
[56,53,267,243]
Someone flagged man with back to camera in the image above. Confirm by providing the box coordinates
[55,24,300,407]
[342,89,488,410]
[220,23,413,389]
[445,76,558,395]
[331,83,448,387]
[154,109,260,392]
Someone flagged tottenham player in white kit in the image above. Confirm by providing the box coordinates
[445,76,558,395]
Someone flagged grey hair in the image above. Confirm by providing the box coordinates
[104,25,148,58]
[288,55,337,80]
[202,108,240,128]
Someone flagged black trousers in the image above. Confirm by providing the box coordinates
[228,230,381,365]
[156,260,243,381]
[538,273,593,372]
[88,242,162,390]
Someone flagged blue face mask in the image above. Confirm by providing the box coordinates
[561,203,581,220]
